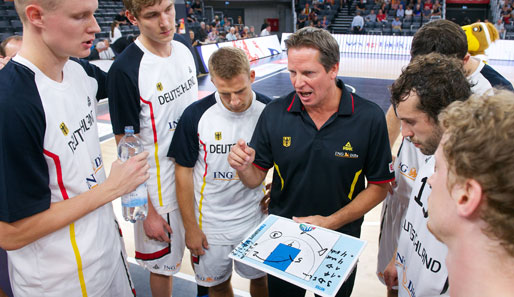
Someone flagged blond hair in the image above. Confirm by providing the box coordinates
[208,47,250,80]
[439,89,514,257]
[123,0,165,17]
[15,0,60,22]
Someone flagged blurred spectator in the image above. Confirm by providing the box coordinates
[187,7,197,23]
[397,4,405,17]
[405,4,414,19]
[197,21,208,42]
[208,27,219,43]
[298,10,308,29]
[495,18,506,38]
[189,30,200,46]
[356,0,366,14]
[260,24,271,36]
[366,9,377,23]
[224,21,232,33]
[302,3,311,15]
[423,0,433,10]
[221,16,227,27]
[423,6,432,19]
[377,9,387,22]
[321,15,331,29]
[241,26,250,38]
[312,2,322,14]
[391,0,400,10]
[110,21,122,44]
[217,31,227,43]
[392,16,402,31]
[114,9,129,24]
[414,4,422,16]
[237,16,244,25]
[351,11,365,33]
[192,0,203,15]
[248,26,256,38]
[432,2,442,16]
[211,15,220,28]
[226,27,237,41]
[502,8,512,24]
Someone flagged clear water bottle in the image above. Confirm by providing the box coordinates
[118,126,148,223]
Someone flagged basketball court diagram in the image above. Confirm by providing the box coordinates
[230,215,366,297]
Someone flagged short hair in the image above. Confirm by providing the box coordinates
[284,27,339,72]
[15,0,60,22]
[0,35,22,57]
[390,52,471,122]
[411,20,468,60]
[439,90,514,257]
[123,0,166,18]
[208,47,250,80]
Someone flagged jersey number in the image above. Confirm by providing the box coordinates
[414,177,429,218]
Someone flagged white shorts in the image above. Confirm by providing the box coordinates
[376,194,408,289]
[134,209,185,276]
[193,244,266,287]
[106,250,137,297]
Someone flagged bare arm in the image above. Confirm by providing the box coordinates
[293,182,389,230]
[0,152,149,250]
[228,139,267,188]
[386,105,401,150]
[175,164,209,255]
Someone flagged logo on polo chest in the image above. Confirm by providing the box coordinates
[283,136,291,147]
[335,141,359,158]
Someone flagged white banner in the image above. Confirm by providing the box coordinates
[196,35,282,73]
[281,33,514,60]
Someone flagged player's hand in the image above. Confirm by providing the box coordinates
[185,226,209,256]
[293,215,334,230]
[228,139,255,172]
[107,152,150,198]
[384,256,398,290]
[260,183,272,214]
[143,206,172,242]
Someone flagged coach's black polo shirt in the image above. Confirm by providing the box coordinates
[250,79,394,237]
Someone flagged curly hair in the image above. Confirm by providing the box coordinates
[208,47,250,80]
[390,52,471,122]
[439,90,514,257]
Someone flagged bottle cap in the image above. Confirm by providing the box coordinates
[124,126,134,134]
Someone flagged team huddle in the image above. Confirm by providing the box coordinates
[0,0,513,297]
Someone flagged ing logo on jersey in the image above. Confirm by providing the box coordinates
[283,136,291,147]
[156,82,163,91]
[215,132,222,141]
[60,122,69,136]
[408,168,418,179]
[343,141,353,151]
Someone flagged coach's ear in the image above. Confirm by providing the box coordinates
[455,178,483,218]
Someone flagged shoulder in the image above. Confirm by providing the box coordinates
[351,92,386,119]
[263,91,295,112]
[480,64,514,90]
[110,42,144,74]
[182,93,217,120]
[68,58,106,81]
[255,92,272,105]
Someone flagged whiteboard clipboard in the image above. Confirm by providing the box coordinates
[229,215,367,297]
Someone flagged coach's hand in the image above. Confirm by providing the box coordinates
[228,139,255,172]
[185,225,209,256]
[143,203,172,242]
